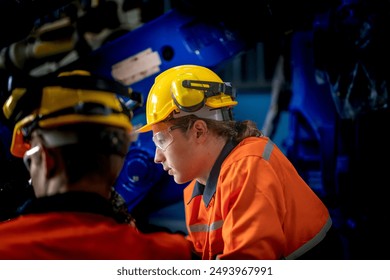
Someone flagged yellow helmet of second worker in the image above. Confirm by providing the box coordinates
[2,70,140,158]
[137,64,238,133]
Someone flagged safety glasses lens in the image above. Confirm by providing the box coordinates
[152,130,173,151]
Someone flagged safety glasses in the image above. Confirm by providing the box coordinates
[152,125,182,151]
[23,145,41,171]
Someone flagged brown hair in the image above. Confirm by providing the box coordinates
[166,115,263,143]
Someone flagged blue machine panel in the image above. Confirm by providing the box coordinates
[88,8,247,102]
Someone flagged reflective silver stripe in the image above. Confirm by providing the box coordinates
[262,139,274,161]
[285,216,333,260]
[189,220,224,233]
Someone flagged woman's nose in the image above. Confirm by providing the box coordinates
[154,147,163,164]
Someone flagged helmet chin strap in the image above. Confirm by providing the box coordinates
[172,106,233,121]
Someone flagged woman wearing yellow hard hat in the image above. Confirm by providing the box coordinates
[138,64,343,260]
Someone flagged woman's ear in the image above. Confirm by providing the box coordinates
[193,120,208,140]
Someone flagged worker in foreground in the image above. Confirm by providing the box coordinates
[137,64,343,260]
[0,70,191,260]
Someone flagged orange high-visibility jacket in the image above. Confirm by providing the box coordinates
[0,193,191,260]
[184,137,332,260]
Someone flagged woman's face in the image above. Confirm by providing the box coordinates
[152,121,204,185]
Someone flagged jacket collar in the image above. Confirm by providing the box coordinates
[191,140,237,207]
[16,191,122,221]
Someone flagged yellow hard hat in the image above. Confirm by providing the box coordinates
[137,64,237,133]
[3,70,138,158]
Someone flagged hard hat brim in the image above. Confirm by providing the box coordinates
[137,123,153,133]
